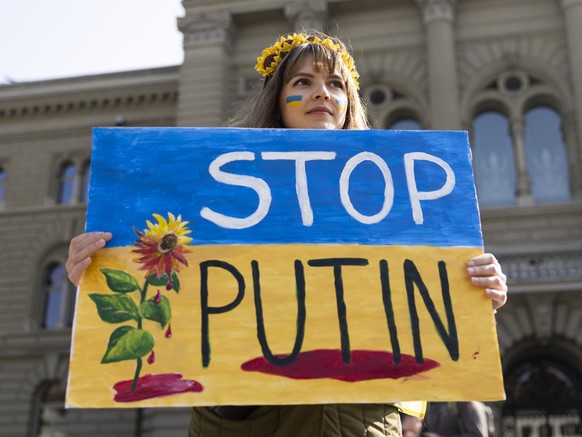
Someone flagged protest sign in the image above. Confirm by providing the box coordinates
[66,128,504,408]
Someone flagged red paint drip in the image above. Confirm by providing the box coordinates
[154,290,161,304]
[113,373,204,402]
[241,349,439,382]
[147,350,155,364]
[165,323,172,339]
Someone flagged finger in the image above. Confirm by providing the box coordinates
[467,265,507,284]
[484,288,507,310]
[68,257,92,286]
[69,232,112,257]
[67,239,103,273]
[68,232,111,263]
[70,231,112,248]
[466,252,498,267]
[467,263,501,277]
[73,235,108,262]
[66,232,111,281]
[471,275,508,292]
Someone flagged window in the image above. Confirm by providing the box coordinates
[473,111,516,206]
[468,70,575,207]
[364,84,423,130]
[365,85,392,109]
[0,167,5,205]
[41,263,75,330]
[524,106,570,203]
[58,162,76,204]
[81,160,91,203]
[30,381,67,437]
[54,157,92,205]
[472,111,517,206]
[503,355,582,436]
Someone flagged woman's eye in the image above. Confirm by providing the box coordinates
[294,78,310,86]
[330,80,345,89]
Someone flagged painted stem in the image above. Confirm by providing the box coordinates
[137,280,150,329]
[131,279,150,392]
[131,357,143,393]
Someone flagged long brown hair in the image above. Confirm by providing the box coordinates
[229,32,369,130]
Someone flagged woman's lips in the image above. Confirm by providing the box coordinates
[308,107,332,115]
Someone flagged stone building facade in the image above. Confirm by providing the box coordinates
[1,0,581,435]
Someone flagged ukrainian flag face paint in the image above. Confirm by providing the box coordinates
[286,95,303,108]
[336,97,347,111]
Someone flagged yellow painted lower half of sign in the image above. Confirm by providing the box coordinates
[67,245,504,408]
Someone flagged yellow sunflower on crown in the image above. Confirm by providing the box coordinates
[255,33,360,89]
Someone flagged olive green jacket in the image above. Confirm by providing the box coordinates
[188,404,401,436]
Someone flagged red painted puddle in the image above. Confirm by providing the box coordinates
[113,373,203,402]
[241,349,439,382]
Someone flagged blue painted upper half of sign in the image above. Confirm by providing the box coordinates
[86,128,483,248]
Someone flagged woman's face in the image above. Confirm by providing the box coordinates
[279,56,348,130]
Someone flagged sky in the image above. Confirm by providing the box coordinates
[0,0,185,84]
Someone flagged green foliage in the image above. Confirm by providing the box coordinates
[146,273,170,286]
[89,294,140,323]
[140,295,172,328]
[171,272,180,293]
[101,326,155,363]
[100,268,141,293]
[146,272,180,293]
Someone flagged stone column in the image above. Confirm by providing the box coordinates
[562,111,582,198]
[416,0,461,130]
[285,0,328,32]
[510,117,533,205]
[176,11,234,127]
[561,0,582,199]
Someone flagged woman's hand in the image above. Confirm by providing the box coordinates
[66,232,112,286]
[466,253,508,310]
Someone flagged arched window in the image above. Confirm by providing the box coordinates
[57,162,76,204]
[524,106,571,203]
[503,355,582,436]
[30,381,67,437]
[472,111,517,206]
[388,118,421,130]
[0,167,5,205]
[41,263,75,330]
[81,160,91,203]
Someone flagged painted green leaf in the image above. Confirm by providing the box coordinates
[89,294,139,323]
[171,272,180,293]
[100,268,141,293]
[101,326,155,364]
[140,295,172,328]
[146,273,169,286]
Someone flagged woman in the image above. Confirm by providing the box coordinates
[67,32,508,437]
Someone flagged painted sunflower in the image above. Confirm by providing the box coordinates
[133,213,193,279]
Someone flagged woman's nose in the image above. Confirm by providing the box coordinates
[313,83,331,100]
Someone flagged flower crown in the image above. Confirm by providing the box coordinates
[255,33,360,89]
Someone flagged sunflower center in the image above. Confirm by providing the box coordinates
[159,233,178,253]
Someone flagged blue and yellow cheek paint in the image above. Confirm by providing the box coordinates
[336,97,347,111]
[286,95,303,108]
